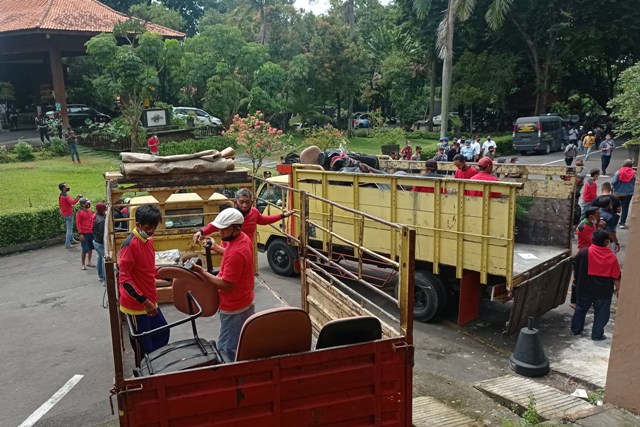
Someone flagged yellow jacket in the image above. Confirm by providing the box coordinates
[583,135,596,148]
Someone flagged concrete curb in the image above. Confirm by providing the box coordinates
[0,236,65,256]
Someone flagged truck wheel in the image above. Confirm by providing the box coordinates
[545,142,551,154]
[267,239,297,276]
[394,270,443,322]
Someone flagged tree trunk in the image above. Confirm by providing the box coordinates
[439,0,456,138]
[347,96,354,137]
[428,56,437,132]
[336,92,341,129]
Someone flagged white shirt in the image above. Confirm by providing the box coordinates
[482,140,497,155]
[471,141,481,156]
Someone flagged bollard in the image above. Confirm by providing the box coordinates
[509,316,550,377]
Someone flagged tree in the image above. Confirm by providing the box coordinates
[411,0,514,136]
[129,3,186,32]
[85,30,161,151]
[0,81,16,102]
[608,63,640,138]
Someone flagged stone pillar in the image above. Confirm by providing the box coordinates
[48,46,69,129]
[605,178,640,415]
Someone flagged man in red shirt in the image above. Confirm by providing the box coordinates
[76,198,95,270]
[58,182,82,248]
[572,207,605,308]
[453,154,478,179]
[193,208,255,359]
[192,188,295,245]
[147,134,159,155]
[579,168,600,217]
[399,140,413,160]
[119,204,168,362]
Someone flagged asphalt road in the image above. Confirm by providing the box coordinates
[0,145,631,426]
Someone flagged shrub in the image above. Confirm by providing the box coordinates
[303,126,348,151]
[47,137,68,157]
[352,129,370,138]
[495,135,515,156]
[14,140,35,162]
[370,128,407,146]
[0,145,11,163]
[160,137,234,156]
[0,206,65,247]
[409,131,441,140]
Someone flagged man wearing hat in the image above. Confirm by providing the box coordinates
[93,202,108,285]
[471,157,501,198]
[583,131,596,160]
[438,137,449,152]
[58,182,82,248]
[193,208,255,359]
[76,198,95,270]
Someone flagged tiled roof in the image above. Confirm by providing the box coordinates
[0,0,184,37]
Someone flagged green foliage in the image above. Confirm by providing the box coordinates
[370,128,408,147]
[303,126,348,151]
[410,131,441,140]
[609,62,640,137]
[0,146,11,163]
[587,388,604,405]
[495,135,515,156]
[522,394,541,425]
[129,3,185,32]
[516,196,535,221]
[0,81,16,102]
[14,140,35,162]
[47,137,69,157]
[159,138,234,156]
[0,207,65,247]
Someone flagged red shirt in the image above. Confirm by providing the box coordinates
[76,208,95,234]
[201,207,281,243]
[576,219,596,250]
[454,166,478,179]
[59,193,80,216]
[582,179,597,203]
[118,230,158,314]
[218,232,254,311]
[147,136,159,154]
[465,171,501,197]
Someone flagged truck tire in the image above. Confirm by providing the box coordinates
[394,270,444,322]
[544,142,551,154]
[267,239,297,276]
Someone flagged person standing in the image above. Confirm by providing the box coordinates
[147,133,160,155]
[8,106,18,130]
[572,207,604,309]
[58,182,82,248]
[598,134,615,176]
[453,154,478,179]
[193,208,255,359]
[460,140,475,161]
[481,136,496,157]
[193,188,295,245]
[411,146,422,161]
[567,125,578,147]
[595,196,621,253]
[35,113,51,146]
[580,168,600,216]
[446,141,460,162]
[399,141,412,160]
[76,198,95,270]
[471,138,482,162]
[433,147,448,162]
[570,230,621,341]
[611,159,636,229]
[118,204,169,363]
[564,140,578,166]
[93,203,107,286]
[63,127,81,163]
[583,131,596,160]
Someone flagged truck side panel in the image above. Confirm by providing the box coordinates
[119,339,410,426]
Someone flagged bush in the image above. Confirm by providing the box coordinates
[495,135,515,156]
[370,128,407,147]
[14,140,35,162]
[353,129,370,138]
[0,206,65,247]
[160,137,235,156]
[409,131,441,140]
[0,146,11,163]
[47,137,68,157]
[303,126,348,151]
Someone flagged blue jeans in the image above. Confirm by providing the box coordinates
[218,305,255,359]
[63,215,74,246]
[68,142,80,162]
[585,146,592,160]
[571,294,612,340]
[127,308,170,362]
[93,241,105,282]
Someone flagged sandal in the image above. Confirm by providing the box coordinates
[81,265,87,270]
[87,263,96,268]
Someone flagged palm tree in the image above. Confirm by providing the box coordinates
[412,0,513,136]
[0,81,16,102]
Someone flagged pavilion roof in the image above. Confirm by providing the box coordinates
[0,0,184,37]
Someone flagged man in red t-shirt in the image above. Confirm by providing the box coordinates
[194,208,255,359]
[453,154,478,179]
[469,157,501,197]
[58,182,82,248]
[192,188,295,245]
[119,204,168,363]
[76,198,95,269]
[572,206,605,309]
[147,134,159,155]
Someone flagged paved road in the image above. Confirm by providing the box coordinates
[0,145,631,426]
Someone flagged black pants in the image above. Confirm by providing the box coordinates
[571,294,612,340]
[618,194,632,226]
[601,155,612,174]
[564,157,573,166]
[38,127,51,145]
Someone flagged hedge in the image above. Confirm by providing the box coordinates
[0,206,65,248]
[160,137,235,156]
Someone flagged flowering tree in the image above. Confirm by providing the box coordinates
[223,111,294,174]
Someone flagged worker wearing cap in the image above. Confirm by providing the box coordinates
[93,202,108,285]
[192,188,295,247]
[76,198,95,270]
[194,208,255,359]
[58,182,82,248]
[472,157,499,182]
[583,131,596,160]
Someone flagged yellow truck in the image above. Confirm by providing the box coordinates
[256,161,576,335]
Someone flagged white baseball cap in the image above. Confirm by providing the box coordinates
[212,208,244,229]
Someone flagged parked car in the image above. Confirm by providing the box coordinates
[352,113,371,128]
[291,122,311,132]
[512,115,566,154]
[432,112,459,126]
[46,104,111,128]
[172,107,223,128]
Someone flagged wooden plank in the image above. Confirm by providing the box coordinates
[412,396,482,427]
[475,375,595,421]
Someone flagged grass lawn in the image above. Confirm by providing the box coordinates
[0,151,120,214]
